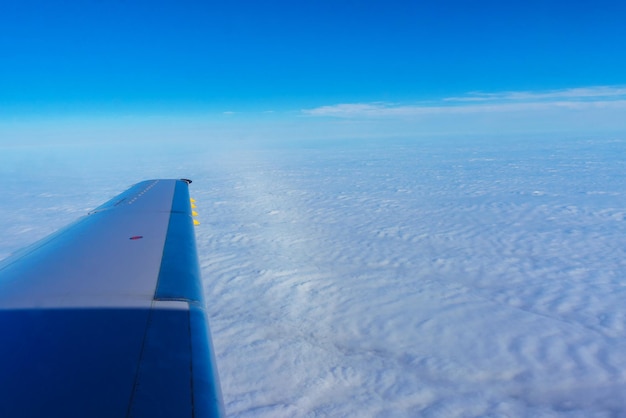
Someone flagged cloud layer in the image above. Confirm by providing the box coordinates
[195,138,626,416]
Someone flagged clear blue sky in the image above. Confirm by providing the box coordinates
[1,0,624,112]
[1,0,625,138]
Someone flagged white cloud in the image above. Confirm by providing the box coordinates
[302,85,626,119]
[445,85,626,102]
[197,140,626,416]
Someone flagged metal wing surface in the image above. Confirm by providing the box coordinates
[0,179,224,417]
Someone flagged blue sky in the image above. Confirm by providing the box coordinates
[1,0,626,136]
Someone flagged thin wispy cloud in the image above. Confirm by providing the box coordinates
[445,85,626,102]
[302,86,626,118]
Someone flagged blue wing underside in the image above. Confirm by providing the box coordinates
[0,179,223,417]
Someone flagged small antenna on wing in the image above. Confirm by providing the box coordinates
[180,178,192,184]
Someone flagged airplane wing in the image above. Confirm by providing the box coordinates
[0,179,224,417]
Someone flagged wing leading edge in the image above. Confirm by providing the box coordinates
[0,179,224,417]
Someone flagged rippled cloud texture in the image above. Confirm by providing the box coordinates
[2,136,626,416]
